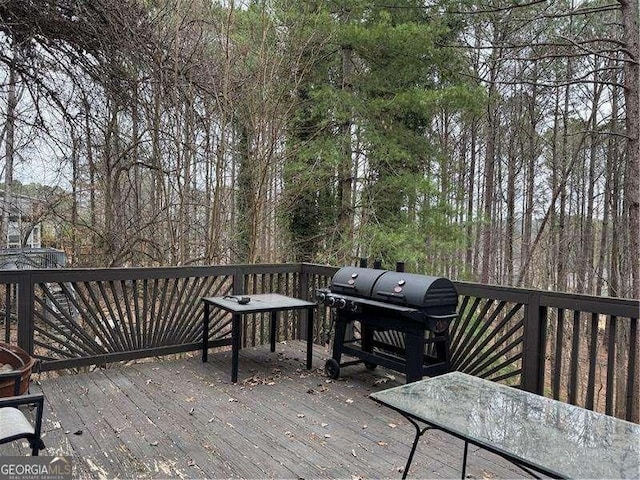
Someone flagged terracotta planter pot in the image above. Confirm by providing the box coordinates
[0,342,36,397]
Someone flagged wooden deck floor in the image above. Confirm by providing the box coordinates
[2,341,533,479]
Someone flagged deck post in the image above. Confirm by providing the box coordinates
[17,271,34,355]
[233,266,245,296]
[298,265,310,342]
[521,292,545,394]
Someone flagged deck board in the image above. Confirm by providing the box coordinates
[1,341,534,479]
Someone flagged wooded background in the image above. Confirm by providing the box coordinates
[0,0,638,299]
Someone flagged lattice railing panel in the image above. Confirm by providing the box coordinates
[449,295,525,386]
[32,275,232,363]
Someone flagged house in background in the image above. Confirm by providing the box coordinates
[0,189,42,249]
[0,189,66,269]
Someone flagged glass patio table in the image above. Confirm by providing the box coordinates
[370,371,640,479]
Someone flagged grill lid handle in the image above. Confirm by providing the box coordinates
[376,291,406,300]
[425,313,458,321]
[332,282,356,290]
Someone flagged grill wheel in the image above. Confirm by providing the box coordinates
[325,358,340,379]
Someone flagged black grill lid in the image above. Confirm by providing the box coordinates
[329,266,457,311]
[329,266,386,298]
[372,271,457,310]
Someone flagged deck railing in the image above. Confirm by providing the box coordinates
[0,263,637,422]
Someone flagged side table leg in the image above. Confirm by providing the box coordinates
[232,313,241,383]
[202,302,209,363]
[270,311,277,352]
[306,307,314,370]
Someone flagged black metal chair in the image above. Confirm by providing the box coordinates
[0,393,45,455]
[0,349,45,456]
[0,366,45,455]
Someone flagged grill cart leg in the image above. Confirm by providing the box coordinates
[405,329,424,383]
[326,311,348,379]
[362,323,377,370]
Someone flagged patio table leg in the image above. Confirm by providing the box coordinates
[306,307,314,369]
[402,417,432,479]
[461,440,469,480]
[202,302,210,363]
[231,313,241,382]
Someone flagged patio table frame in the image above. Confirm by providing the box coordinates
[370,371,640,479]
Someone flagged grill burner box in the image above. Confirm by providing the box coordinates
[317,266,458,383]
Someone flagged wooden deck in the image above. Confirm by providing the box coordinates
[2,341,534,479]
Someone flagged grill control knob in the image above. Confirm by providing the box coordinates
[317,292,326,303]
[349,302,359,313]
[327,296,337,306]
[337,298,347,309]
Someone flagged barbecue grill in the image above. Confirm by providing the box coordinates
[317,266,458,383]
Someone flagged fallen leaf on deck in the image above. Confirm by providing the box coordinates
[346,398,354,404]
[208,417,215,423]
[306,388,315,394]
[321,423,328,428]
[185,397,195,403]
[297,413,305,418]
[188,459,195,467]
[73,430,83,435]
[150,441,159,446]
[351,449,357,457]
[146,379,152,385]
[362,424,368,429]
[324,434,331,438]
[228,398,237,402]
[189,408,195,415]
[377,441,387,446]
[388,423,397,428]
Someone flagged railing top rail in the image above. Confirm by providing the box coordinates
[454,281,638,318]
[301,263,339,277]
[0,263,304,283]
[1,262,636,317]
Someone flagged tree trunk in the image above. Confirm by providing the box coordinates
[466,118,477,278]
[620,0,639,299]
[337,41,354,262]
[481,55,499,284]
[2,55,17,249]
